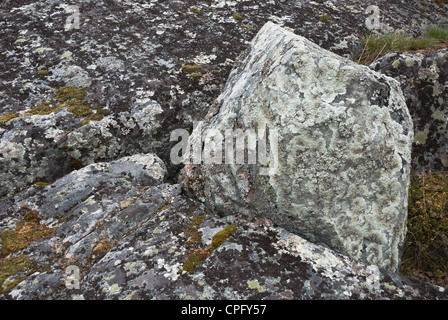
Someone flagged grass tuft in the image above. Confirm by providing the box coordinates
[400,171,448,286]
[356,25,448,65]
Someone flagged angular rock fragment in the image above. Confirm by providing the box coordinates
[370,49,448,173]
[183,22,414,272]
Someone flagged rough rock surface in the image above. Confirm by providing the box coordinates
[0,156,445,299]
[184,22,414,273]
[1,0,448,301]
[370,49,448,173]
[1,0,448,196]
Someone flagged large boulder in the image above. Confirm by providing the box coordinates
[183,22,414,273]
[370,49,448,173]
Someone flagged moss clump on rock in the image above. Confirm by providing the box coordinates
[188,72,203,79]
[0,255,37,294]
[318,14,331,22]
[0,210,56,256]
[36,70,49,76]
[0,112,19,124]
[189,7,201,14]
[55,86,86,103]
[181,63,201,73]
[241,24,255,31]
[23,86,108,126]
[182,217,237,273]
[232,13,243,21]
[34,181,49,187]
[209,225,237,252]
[24,101,62,116]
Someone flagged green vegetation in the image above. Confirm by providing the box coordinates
[232,13,243,21]
[36,70,49,76]
[241,24,255,31]
[209,225,237,252]
[22,86,109,126]
[424,25,448,41]
[55,86,86,103]
[400,171,448,286]
[0,255,37,294]
[182,214,237,273]
[188,72,203,78]
[34,181,49,187]
[24,101,61,116]
[356,25,448,65]
[0,112,19,124]
[189,7,201,14]
[181,63,201,73]
[318,14,331,22]
[0,210,56,256]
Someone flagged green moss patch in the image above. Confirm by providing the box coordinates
[209,225,237,252]
[401,171,448,286]
[36,70,49,76]
[241,24,255,31]
[34,181,49,187]
[0,255,38,294]
[232,13,243,21]
[182,216,237,273]
[0,210,56,256]
[0,112,19,124]
[318,14,331,22]
[23,86,108,126]
[181,63,201,73]
[189,7,201,14]
[24,101,62,116]
[55,86,86,103]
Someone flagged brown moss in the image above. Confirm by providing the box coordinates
[185,215,206,248]
[182,218,237,273]
[0,210,56,256]
[92,238,116,259]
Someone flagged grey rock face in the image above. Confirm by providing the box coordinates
[0,97,164,198]
[370,49,448,173]
[184,22,414,272]
[0,166,445,299]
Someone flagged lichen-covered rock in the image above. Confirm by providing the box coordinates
[0,108,82,197]
[370,49,448,173]
[1,0,447,195]
[0,151,445,300]
[183,22,414,273]
[0,91,164,197]
[1,190,446,300]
